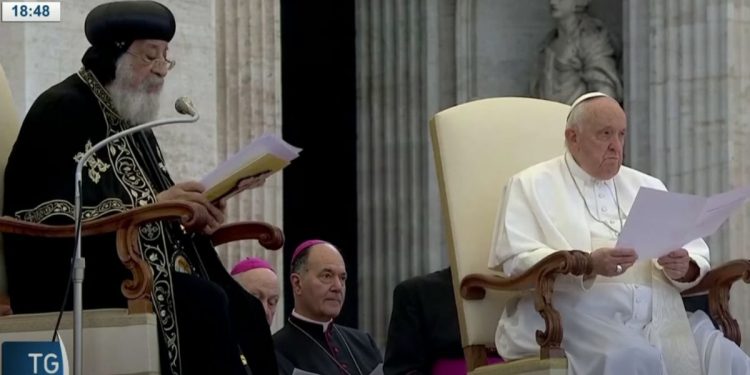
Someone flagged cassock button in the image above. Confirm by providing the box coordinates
[334,347,340,354]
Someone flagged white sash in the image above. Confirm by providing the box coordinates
[591,237,701,375]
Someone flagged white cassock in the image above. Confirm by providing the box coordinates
[489,153,750,375]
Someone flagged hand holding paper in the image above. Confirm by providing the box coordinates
[615,186,750,259]
[656,249,693,280]
[200,134,301,202]
[214,172,272,204]
[157,181,226,234]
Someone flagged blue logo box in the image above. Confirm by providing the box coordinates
[2,341,65,375]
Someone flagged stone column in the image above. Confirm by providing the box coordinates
[355,0,456,347]
[215,0,284,330]
[625,0,750,350]
[726,0,750,351]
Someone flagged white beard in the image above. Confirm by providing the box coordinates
[105,56,163,126]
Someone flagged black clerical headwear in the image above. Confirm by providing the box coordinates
[85,1,176,48]
[81,1,175,85]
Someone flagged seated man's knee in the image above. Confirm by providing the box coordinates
[604,345,662,372]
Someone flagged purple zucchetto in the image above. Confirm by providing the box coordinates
[291,239,331,266]
[230,257,275,276]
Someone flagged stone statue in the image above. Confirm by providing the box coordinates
[531,0,623,104]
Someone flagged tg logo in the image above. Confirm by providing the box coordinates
[2,341,68,375]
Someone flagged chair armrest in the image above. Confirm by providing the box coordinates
[209,221,284,250]
[0,201,202,237]
[0,201,202,314]
[114,202,204,313]
[681,259,750,346]
[459,250,592,359]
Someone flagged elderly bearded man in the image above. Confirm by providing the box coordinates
[3,2,276,374]
[489,92,750,374]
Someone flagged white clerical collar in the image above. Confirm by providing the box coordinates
[291,309,333,332]
[564,152,613,186]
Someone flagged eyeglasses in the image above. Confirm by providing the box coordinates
[125,51,176,71]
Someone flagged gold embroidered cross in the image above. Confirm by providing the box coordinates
[73,140,111,183]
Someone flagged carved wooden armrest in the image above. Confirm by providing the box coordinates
[114,202,204,313]
[681,259,750,346]
[0,201,201,237]
[0,201,201,314]
[209,221,284,250]
[460,250,592,359]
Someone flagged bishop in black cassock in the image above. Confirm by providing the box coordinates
[274,240,382,375]
[2,2,276,374]
[383,267,464,374]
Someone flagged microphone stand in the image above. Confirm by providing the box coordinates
[72,110,199,375]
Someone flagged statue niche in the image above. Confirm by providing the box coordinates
[531,0,623,104]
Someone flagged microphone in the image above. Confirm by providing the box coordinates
[67,98,199,375]
[175,96,196,116]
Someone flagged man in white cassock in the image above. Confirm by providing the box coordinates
[488,92,750,374]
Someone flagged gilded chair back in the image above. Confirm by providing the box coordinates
[430,97,569,368]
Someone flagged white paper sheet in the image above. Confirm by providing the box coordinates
[200,133,301,189]
[615,186,750,259]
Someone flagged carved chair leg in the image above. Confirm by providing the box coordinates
[465,345,487,372]
[532,250,590,359]
[535,278,564,359]
[709,285,741,346]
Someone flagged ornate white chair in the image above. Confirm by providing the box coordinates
[431,97,569,375]
[0,63,284,374]
[430,97,750,375]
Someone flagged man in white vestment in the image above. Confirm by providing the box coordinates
[489,92,750,374]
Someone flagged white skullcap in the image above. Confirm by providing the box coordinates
[567,92,611,121]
